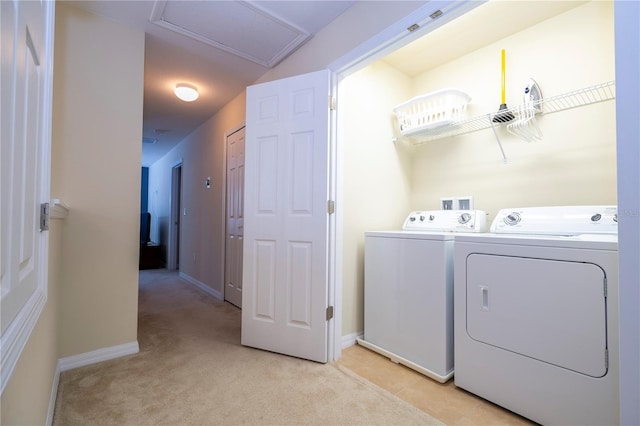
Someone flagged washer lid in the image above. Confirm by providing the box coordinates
[490,206,617,235]
[403,210,488,232]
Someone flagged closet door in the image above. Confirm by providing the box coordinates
[225,126,245,308]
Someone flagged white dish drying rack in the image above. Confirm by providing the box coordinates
[398,81,616,161]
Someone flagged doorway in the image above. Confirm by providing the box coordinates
[168,161,182,270]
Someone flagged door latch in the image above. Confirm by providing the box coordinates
[326,306,334,321]
[40,202,49,231]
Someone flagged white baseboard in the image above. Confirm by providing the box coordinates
[342,331,363,349]
[46,363,61,426]
[49,342,138,424]
[179,272,222,300]
[58,341,139,372]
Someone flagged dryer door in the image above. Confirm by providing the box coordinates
[466,254,607,377]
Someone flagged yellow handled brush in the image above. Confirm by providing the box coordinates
[492,49,515,123]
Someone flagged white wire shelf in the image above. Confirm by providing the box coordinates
[402,81,616,144]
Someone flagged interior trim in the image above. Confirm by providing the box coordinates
[58,341,139,372]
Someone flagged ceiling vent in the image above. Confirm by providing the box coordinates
[142,137,158,145]
[150,0,311,68]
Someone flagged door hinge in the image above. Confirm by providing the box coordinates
[326,306,334,321]
[327,200,335,215]
[329,96,336,111]
[40,202,49,231]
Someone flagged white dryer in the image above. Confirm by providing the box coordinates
[358,210,487,383]
[454,206,618,425]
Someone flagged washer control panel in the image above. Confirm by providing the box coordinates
[491,205,618,235]
[403,210,488,232]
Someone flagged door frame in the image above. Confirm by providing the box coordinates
[222,123,246,305]
[326,0,483,361]
[167,159,182,270]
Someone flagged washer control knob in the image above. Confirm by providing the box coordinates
[614,214,618,223]
[419,215,425,222]
[458,213,472,224]
[409,216,416,222]
[504,212,521,226]
[429,215,435,221]
[591,213,602,222]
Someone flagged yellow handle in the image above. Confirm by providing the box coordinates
[501,49,506,104]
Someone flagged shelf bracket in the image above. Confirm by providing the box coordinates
[488,114,508,164]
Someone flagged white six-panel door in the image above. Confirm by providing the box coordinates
[241,70,330,363]
[1,0,53,392]
[225,126,245,308]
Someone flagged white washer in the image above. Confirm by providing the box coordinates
[357,210,487,383]
[454,206,619,425]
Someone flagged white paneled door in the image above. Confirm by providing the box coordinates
[225,126,245,308]
[1,0,53,392]
[242,70,330,363]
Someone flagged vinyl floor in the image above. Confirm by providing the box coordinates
[337,344,537,425]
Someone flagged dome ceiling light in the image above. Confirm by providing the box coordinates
[174,83,199,102]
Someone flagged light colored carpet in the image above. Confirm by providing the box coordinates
[53,269,442,425]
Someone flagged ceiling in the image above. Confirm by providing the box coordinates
[65,0,355,166]
[381,0,586,77]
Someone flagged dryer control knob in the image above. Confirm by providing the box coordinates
[420,215,425,221]
[409,216,416,222]
[504,212,521,226]
[614,214,618,223]
[429,215,435,221]
[458,213,472,224]
[591,213,602,222]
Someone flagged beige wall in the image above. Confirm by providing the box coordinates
[1,3,144,423]
[339,61,415,336]
[409,1,616,217]
[53,3,144,357]
[340,1,616,336]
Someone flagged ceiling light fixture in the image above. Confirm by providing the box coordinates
[174,83,199,102]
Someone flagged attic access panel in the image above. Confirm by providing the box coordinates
[150,0,310,68]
